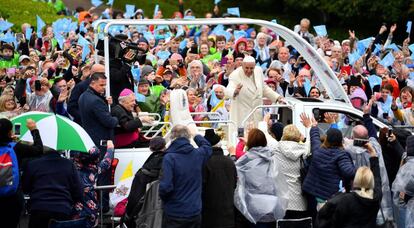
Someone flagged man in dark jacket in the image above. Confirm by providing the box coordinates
[22,148,83,228]
[78,72,118,213]
[109,57,134,103]
[68,64,104,124]
[159,125,212,228]
[344,103,394,221]
[78,72,118,150]
[202,129,237,228]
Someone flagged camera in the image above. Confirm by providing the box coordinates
[237,127,244,137]
[14,123,21,137]
[177,60,184,68]
[270,114,279,123]
[35,80,42,91]
[353,138,369,147]
[100,140,107,147]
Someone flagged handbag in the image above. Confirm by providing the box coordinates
[299,155,311,184]
[376,207,395,228]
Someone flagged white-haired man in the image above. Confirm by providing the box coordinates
[225,56,284,145]
[159,125,212,227]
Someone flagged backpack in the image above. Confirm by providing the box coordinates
[0,142,19,196]
[122,168,161,228]
[134,180,163,228]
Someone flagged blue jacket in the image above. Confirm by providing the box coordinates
[22,152,83,215]
[78,87,118,146]
[159,135,212,217]
[303,127,356,200]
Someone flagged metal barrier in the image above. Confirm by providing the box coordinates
[187,120,237,128]
[138,112,162,121]
[241,104,293,127]
[189,112,222,119]
[142,121,172,137]
[95,184,117,228]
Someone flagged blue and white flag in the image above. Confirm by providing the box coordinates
[313,25,327,37]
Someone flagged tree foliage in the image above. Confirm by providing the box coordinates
[282,0,410,23]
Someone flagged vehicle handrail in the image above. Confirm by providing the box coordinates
[241,104,293,127]
[138,112,162,121]
[142,121,172,138]
[190,112,221,118]
[186,120,237,130]
[101,18,351,103]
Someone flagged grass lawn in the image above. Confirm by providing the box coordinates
[0,0,64,32]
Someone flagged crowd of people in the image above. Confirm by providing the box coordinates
[0,0,414,227]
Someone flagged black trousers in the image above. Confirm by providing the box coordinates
[283,210,310,219]
[97,170,111,213]
[162,214,201,228]
[29,210,70,228]
[0,192,24,228]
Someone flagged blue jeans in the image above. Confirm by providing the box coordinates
[397,204,407,228]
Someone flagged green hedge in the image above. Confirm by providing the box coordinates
[0,0,64,32]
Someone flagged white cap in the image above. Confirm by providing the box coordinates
[243,56,256,63]
[19,55,30,63]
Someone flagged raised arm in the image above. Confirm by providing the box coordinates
[14,119,44,160]
[300,113,320,153]
[194,135,212,162]
[362,101,377,139]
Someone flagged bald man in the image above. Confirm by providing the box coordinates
[68,64,105,124]
[225,56,284,146]
[343,104,394,221]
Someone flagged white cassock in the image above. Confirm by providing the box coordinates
[225,66,281,146]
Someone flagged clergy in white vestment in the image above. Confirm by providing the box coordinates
[225,56,284,146]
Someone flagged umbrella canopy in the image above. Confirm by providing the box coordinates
[11,112,95,152]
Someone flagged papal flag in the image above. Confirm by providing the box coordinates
[110,160,134,207]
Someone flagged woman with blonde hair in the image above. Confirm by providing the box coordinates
[274,123,311,219]
[0,94,22,119]
[317,142,381,228]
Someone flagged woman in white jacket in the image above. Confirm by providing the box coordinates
[273,119,311,219]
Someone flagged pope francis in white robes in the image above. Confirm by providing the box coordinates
[225,56,283,146]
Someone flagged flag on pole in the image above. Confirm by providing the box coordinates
[36,15,46,37]
[0,21,13,32]
[407,21,412,35]
[227,7,240,17]
[154,4,160,18]
[25,27,33,41]
[91,0,103,7]
[313,25,327,37]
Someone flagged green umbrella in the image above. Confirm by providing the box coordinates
[11,112,95,152]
